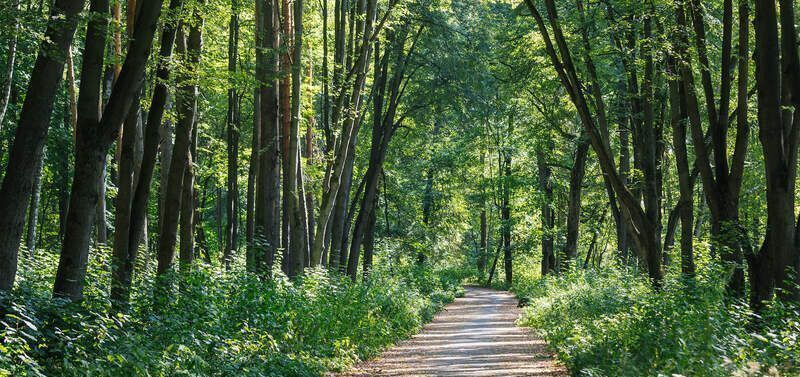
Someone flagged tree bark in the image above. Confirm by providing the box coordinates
[224,0,240,270]
[157,21,203,280]
[113,0,184,307]
[254,0,281,277]
[25,147,46,255]
[55,0,167,300]
[285,0,308,277]
[0,0,20,129]
[750,0,800,309]
[563,136,589,269]
[0,0,85,291]
[502,149,512,286]
[668,57,695,277]
[311,0,384,266]
[537,147,555,276]
[245,88,260,271]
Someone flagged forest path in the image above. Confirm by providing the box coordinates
[335,287,568,376]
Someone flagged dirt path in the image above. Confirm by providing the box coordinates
[336,287,568,376]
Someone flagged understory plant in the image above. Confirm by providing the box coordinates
[0,250,465,376]
[514,263,800,377]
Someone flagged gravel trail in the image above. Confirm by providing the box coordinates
[335,287,568,376]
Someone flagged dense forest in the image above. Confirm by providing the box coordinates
[0,0,800,375]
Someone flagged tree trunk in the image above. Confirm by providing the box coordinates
[0,0,20,129]
[245,88,260,271]
[179,154,195,270]
[25,147,46,255]
[502,150,512,286]
[750,0,800,309]
[537,147,555,276]
[51,0,111,299]
[254,0,281,277]
[0,0,85,292]
[310,0,384,266]
[668,59,695,277]
[224,0,240,270]
[113,0,184,307]
[563,136,589,269]
[285,0,307,276]
[55,0,167,300]
[157,21,203,280]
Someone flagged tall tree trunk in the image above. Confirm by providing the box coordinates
[668,60,695,277]
[117,0,184,307]
[51,0,111,299]
[157,21,203,281]
[750,0,800,309]
[285,0,307,276]
[279,0,293,272]
[179,152,196,270]
[224,0,240,269]
[0,0,85,292]
[502,149,512,286]
[55,0,167,300]
[245,88,260,271]
[311,0,383,266]
[254,0,281,277]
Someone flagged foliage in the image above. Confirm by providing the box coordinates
[0,251,465,376]
[514,264,800,376]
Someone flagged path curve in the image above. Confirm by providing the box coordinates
[336,287,567,376]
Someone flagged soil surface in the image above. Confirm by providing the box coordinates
[335,287,568,376]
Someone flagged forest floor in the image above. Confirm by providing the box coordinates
[335,287,568,376]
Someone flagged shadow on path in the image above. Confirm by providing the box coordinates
[335,287,568,376]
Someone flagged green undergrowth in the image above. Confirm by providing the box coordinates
[513,264,800,377]
[0,250,467,376]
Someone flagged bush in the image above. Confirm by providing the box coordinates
[0,251,464,376]
[513,264,800,377]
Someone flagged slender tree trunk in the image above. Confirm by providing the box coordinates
[157,21,203,280]
[245,88,260,271]
[502,150,512,286]
[0,0,20,129]
[279,0,293,271]
[310,0,384,266]
[25,147,46,255]
[537,147,555,275]
[668,58,695,277]
[95,160,108,244]
[361,191,378,278]
[563,136,589,269]
[179,153,195,270]
[224,0,240,269]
